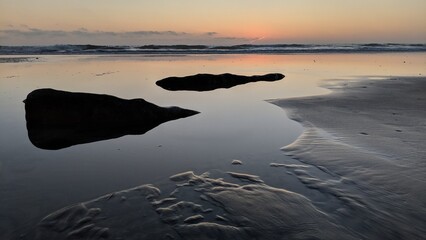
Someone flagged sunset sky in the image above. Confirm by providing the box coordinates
[1,0,425,45]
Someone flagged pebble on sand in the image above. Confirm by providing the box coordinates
[231,160,243,165]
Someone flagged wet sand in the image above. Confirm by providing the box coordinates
[36,170,357,240]
[272,77,426,239]
[3,53,426,239]
[35,77,426,239]
[0,57,39,63]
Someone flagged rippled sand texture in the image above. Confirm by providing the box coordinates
[272,77,426,239]
[37,171,356,240]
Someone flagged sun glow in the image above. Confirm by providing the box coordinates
[1,0,425,45]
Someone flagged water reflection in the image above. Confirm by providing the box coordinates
[156,73,284,91]
[24,88,199,150]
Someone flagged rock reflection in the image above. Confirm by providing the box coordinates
[24,89,199,150]
[156,73,284,91]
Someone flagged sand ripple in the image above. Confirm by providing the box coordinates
[37,171,356,239]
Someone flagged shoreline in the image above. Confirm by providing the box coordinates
[0,56,39,63]
[271,76,426,239]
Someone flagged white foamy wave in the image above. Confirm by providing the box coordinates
[1,43,425,55]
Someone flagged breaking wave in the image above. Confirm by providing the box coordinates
[1,43,426,55]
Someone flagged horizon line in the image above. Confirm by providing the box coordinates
[1,43,426,47]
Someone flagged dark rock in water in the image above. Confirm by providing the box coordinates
[24,88,199,150]
[156,73,284,91]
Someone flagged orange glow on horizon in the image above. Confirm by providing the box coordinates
[1,0,425,45]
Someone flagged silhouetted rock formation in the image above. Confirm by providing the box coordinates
[24,89,199,150]
[156,73,285,91]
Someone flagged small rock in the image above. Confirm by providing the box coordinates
[231,160,243,165]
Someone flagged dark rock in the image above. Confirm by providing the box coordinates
[156,73,284,91]
[24,88,199,150]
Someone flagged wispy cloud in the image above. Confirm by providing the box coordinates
[205,32,218,36]
[0,27,253,46]
[1,28,189,38]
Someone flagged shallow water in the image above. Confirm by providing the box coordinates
[1,53,425,238]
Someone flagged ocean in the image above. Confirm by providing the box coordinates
[1,43,426,55]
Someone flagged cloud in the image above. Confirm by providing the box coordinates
[215,37,253,41]
[123,30,188,36]
[1,28,188,38]
[205,32,218,36]
[0,27,251,46]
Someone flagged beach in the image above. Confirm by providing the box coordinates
[1,53,425,239]
[2,0,426,238]
[33,76,426,240]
